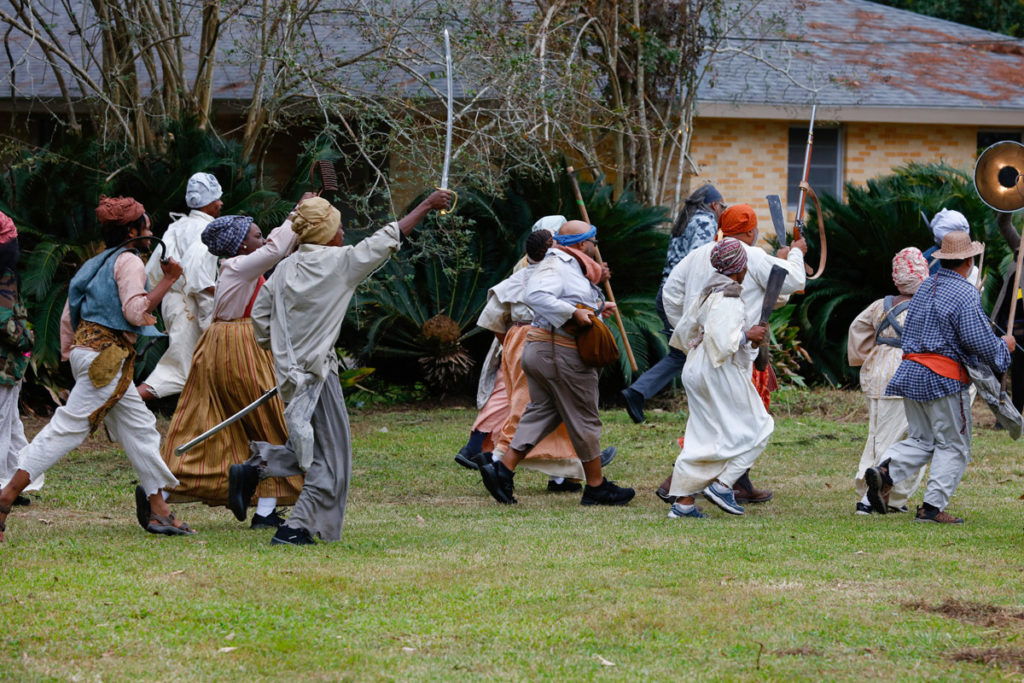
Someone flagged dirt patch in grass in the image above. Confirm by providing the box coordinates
[948,647,1024,672]
[903,599,1024,627]
[774,646,823,657]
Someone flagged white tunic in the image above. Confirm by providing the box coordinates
[251,223,402,469]
[668,280,774,497]
[141,210,219,396]
[664,241,805,362]
[526,248,603,331]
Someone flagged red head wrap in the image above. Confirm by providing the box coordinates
[719,204,757,236]
[95,195,145,227]
[0,210,16,244]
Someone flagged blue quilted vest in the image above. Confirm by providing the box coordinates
[68,247,162,336]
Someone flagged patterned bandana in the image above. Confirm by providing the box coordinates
[185,172,223,209]
[202,215,253,257]
[710,237,747,275]
[0,210,16,244]
[719,204,757,236]
[553,225,597,246]
[95,195,145,226]
[892,246,928,295]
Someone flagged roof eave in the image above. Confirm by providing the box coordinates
[695,101,1024,127]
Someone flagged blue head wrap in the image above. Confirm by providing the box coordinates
[552,225,597,246]
[202,215,253,258]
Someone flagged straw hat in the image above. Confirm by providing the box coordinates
[932,231,984,260]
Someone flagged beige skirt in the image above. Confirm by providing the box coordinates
[161,319,302,506]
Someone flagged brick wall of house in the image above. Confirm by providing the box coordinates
[686,117,978,229]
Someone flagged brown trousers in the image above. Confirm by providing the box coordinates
[509,340,602,462]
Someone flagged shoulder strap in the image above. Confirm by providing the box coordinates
[875,296,910,346]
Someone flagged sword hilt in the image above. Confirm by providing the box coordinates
[436,187,458,215]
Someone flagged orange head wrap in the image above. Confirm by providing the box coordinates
[95,195,145,226]
[719,204,757,236]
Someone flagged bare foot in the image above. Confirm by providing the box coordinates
[148,493,195,533]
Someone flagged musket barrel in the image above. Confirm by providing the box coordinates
[794,104,817,233]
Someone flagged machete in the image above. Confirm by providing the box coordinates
[753,265,788,372]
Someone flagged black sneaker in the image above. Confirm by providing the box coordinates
[228,464,259,522]
[480,461,517,504]
[12,495,31,507]
[271,525,315,545]
[581,478,635,506]
[621,388,646,424]
[887,504,909,514]
[855,502,872,515]
[547,479,583,493]
[251,509,286,529]
[454,446,483,470]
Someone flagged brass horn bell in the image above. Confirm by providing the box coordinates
[975,140,1024,212]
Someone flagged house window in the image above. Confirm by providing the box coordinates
[787,126,842,208]
[978,130,1022,153]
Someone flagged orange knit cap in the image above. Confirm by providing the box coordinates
[719,204,757,236]
[95,195,145,226]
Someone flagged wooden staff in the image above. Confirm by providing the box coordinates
[1002,238,1024,392]
[566,166,638,371]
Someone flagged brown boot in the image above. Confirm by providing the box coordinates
[733,470,773,503]
[913,505,964,524]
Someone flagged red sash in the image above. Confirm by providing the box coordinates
[903,352,969,383]
[243,276,265,318]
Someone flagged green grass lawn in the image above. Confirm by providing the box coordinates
[2,388,1024,681]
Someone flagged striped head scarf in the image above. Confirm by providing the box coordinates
[710,237,747,275]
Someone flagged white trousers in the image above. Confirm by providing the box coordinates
[884,391,971,511]
[854,396,924,508]
[17,348,179,496]
[0,381,41,492]
[142,291,202,398]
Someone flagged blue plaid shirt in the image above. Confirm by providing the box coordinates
[887,268,1011,401]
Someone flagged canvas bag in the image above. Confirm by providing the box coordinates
[565,303,619,367]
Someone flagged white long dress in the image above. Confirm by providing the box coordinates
[668,278,774,497]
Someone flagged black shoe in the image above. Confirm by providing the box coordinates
[454,446,483,470]
[134,485,151,531]
[599,446,617,468]
[251,509,286,529]
[887,504,909,514]
[581,478,635,506]
[622,388,646,424]
[547,479,583,493]
[655,487,678,505]
[12,495,31,507]
[228,464,259,522]
[864,467,892,516]
[855,502,872,515]
[480,461,517,504]
[271,525,315,545]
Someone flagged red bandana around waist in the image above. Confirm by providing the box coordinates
[903,352,969,383]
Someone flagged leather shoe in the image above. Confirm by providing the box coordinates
[228,464,259,521]
[480,461,517,504]
[621,387,645,424]
[733,483,773,504]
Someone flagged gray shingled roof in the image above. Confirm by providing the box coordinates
[5,0,1024,117]
[700,0,1024,112]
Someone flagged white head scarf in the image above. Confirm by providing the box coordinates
[531,215,567,235]
[929,208,969,247]
[185,172,223,209]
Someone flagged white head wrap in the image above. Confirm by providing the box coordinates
[929,208,969,247]
[531,215,567,235]
[891,247,928,295]
[185,172,223,209]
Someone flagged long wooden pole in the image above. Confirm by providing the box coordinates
[1001,239,1024,392]
[566,166,638,372]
